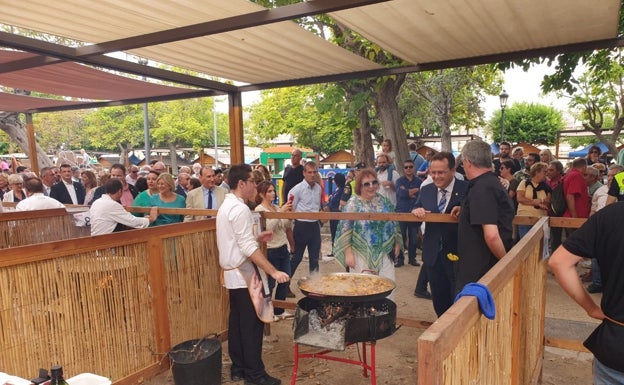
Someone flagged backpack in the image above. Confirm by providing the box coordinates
[550,179,567,216]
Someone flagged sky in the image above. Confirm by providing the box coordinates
[482,63,572,122]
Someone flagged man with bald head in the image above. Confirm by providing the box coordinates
[185,166,226,220]
[282,149,304,204]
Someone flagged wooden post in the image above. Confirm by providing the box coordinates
[228,92,244,165]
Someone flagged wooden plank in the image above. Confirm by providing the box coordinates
[544,337,590,353]
[0,207,67,221]
[0,220,216,267]
[511,270,522,385]
[146,237,171,365]
[113,362,168,385]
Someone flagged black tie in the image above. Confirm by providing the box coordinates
[207,190,213,209]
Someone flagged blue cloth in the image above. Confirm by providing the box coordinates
[454,282,496,320]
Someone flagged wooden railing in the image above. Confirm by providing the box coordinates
[0,219,226,385]
[0,208,90,248]
[0,206,588,385]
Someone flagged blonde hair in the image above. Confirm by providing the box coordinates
[8,173,23,185]
[156,173,175,192]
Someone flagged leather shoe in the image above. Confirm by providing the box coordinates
[245,374,281,385]
[394,261,404,267]
[285,288,296,298]
[231,373,245,382]
[414,290,432,300]
[408,260,420,267]
[587,283,603,294]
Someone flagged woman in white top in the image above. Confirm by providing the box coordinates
[516,162,551,240]
[254,180,293,320]
[2,174,26,203]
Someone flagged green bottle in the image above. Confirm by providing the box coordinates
[49,365,69,385]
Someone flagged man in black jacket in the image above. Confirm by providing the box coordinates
[50,163,86,204]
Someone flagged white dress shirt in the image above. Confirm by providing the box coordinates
[16,193,65,211]
[90,194,150,236]
[216,193,259,289]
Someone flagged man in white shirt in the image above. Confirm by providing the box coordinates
[16,177,65,211]
[49,163,86,205]
[289,162,323,277]
[376,154,400,206]
[125,165,140,186]
[216,164,288,385]
[90,179,156,235]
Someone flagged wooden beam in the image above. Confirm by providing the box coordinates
[75,0,391,57]
[228,92,245,165]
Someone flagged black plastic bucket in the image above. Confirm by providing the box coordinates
[169,338,222,385]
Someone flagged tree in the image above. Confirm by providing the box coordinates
[487,102,565,145]
[497,12,624,155]
[83,104,146,162]
[151,98,227,171]
[399,67,502,151]
[246,85,354,154]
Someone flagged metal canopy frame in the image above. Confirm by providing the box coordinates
[0,0,621,113]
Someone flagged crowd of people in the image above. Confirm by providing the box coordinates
[3,140,624,384]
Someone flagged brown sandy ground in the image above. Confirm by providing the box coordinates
[145,229,596,385]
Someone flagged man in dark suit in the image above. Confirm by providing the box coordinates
[412,152,468,316]
[50,163,86,204]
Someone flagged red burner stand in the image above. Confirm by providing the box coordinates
[290,341,377,385]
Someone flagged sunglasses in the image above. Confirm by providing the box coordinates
[404,165,414,169]
[362,180,379,188]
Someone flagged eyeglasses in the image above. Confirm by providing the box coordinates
[361,180,379,188]
[404,165,414,169]
[246,178,257,184]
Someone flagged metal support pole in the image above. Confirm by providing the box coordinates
[213,98,218,168]
[500,106,506,143]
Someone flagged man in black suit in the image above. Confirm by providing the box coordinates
[50,163,86,204]
[411,152,468,316]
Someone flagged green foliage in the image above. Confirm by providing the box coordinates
[83,105,145,151]
[495,7,624,153]
[487,102,565,145]
[246,85,353,153]
[34,110,90,153]
[0,132,10,154]
[399,66,503,136]
[150,98,228,150]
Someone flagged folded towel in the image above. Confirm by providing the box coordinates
[454,282,496,320]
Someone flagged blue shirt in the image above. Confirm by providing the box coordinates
[290,180,322,222]
[395,175,422,213]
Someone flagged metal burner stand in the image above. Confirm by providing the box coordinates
[291,341,377,385]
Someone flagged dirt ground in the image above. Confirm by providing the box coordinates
[146,229,598,385]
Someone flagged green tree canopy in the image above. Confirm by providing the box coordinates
[488,102,564,145]
[246,85,354,154]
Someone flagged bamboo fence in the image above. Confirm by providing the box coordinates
[0,219,226,384]
[0,206,587,385]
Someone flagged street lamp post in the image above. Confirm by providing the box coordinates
[138,58,150,164]
[499,90,509,143]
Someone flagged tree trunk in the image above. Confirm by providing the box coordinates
[374,75,408,174]
[0,111,53,169]
[353,105,375,168]
[169,142,179,175]
[437,91,453,152]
